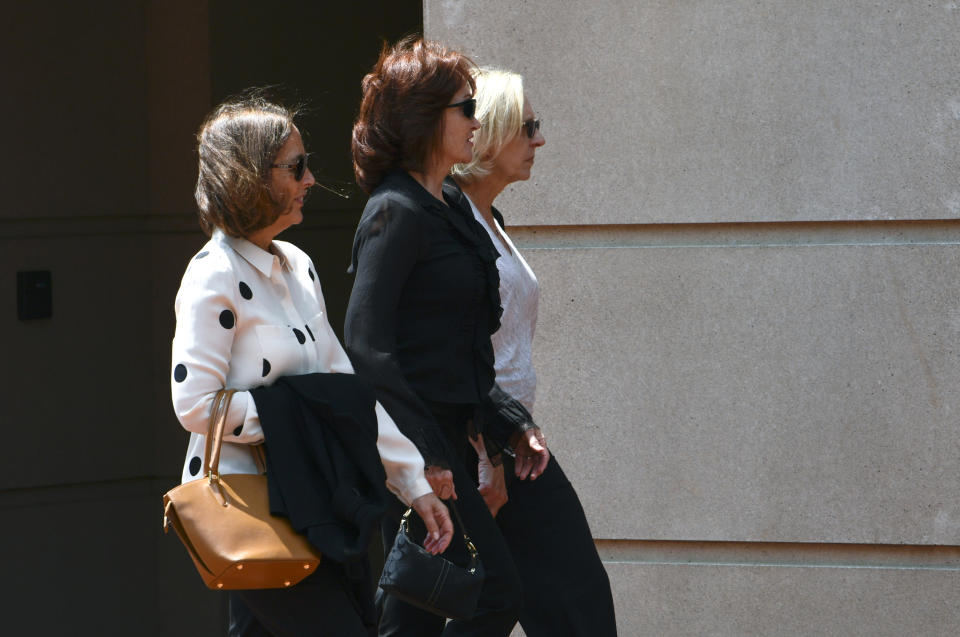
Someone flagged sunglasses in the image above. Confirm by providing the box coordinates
[521,118,542,139]
[446,97,477,120]
[271,153,356,199]
[272,153,310,181]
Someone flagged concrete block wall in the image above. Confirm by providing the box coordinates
[425,1,960,634]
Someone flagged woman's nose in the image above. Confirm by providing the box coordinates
[303,168,317,188]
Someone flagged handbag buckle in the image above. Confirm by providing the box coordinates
[206,472,229,506]
[399,506,413,534]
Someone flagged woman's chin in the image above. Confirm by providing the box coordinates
[278,208,304,230]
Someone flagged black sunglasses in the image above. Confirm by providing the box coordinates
[446,97,477,120]
[271,153,310,181]
[272,153,356,199]
[521,118,542,139]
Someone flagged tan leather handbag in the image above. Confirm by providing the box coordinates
[162,389,322,590]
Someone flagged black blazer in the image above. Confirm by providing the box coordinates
[345,171,530,466]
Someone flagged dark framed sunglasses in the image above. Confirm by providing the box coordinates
[521,118,541,139]
[446,97,477,120]
[271,153,310,181]
[271,153,356,199]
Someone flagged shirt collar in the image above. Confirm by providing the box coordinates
[215,229,291,277]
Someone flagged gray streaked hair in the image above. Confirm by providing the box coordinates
[194,93,296,237]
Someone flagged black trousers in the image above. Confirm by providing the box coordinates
[228,558,376,637]
[378,406,523,637]
[496,454,618,637]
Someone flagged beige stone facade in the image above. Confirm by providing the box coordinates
[426,1,960,634]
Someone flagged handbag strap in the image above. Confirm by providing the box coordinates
[203,389,236,482]
[444,499,480,573]
[446,499,474,549]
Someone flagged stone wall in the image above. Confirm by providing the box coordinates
[425,1,960,634]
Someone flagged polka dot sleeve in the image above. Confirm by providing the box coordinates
[170,252,264,444]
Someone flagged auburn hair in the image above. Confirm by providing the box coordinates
[352,36,476,194]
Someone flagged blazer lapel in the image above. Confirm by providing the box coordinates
[441,177,488,249]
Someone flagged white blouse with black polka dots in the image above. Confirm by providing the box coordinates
[170,229,431,505]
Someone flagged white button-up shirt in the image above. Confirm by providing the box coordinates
[170,229,431,505]
[465,196,540,415]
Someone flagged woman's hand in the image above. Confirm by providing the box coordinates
[469,434,508,517]
[410,493,453,554]
[513,427,549,480]
[425,465,457,500]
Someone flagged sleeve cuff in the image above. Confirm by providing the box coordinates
[374,401,443,505]
[225,391,265,444]
[481,383,538,453]
[400,476,434,506]
[416,425,452,469]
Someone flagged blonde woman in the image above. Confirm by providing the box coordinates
[450,69,618,637]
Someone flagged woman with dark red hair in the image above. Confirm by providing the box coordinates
[345,37,547,636]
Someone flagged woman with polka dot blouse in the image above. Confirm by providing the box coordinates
[170,94,452,636]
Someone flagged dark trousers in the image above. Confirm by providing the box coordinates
[496,454,618,637]
[378,408,522,637]
[229,558,376,637]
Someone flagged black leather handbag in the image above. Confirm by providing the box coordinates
[378,500,485,620]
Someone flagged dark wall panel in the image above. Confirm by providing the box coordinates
[1,2,148,219]
[208,0,423,337]
[3,235,155,488]
[2,1,422,634]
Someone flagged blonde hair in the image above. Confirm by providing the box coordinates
[451,68,525,184]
